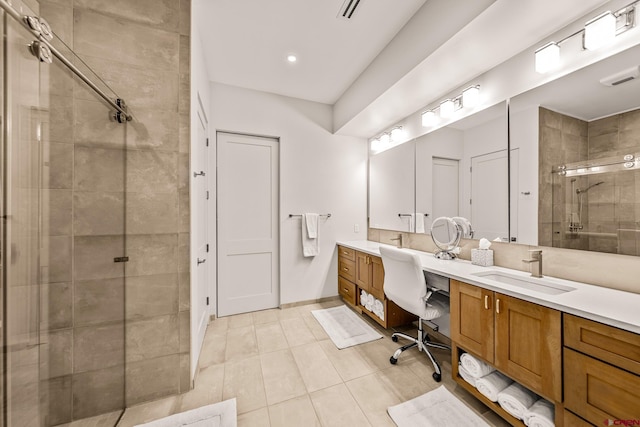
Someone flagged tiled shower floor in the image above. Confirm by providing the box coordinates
[60,300,509,427]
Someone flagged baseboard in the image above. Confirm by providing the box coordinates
[280,295,341,309]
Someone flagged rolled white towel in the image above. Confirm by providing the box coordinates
[475,371,512,402]
[524,399,555,427]
[459,352,495,378]
[365,294,374,311]
[497,383,538,420]
[458,364,478,387]
[360,290,368,306]
[373,299,384,318]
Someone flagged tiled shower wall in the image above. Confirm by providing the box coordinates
[39,0,191,422]
[539,107,640,254]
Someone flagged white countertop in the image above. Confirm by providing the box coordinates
[337,240,640,335]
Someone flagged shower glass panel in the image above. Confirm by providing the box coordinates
[3,1,128,424]
[552,160,640,255]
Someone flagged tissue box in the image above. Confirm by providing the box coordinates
[471,249,494,267]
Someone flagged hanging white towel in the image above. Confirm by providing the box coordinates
[475,371,512,402]
[301,213,319,257]
[305,213,319,238]
[415,213,426,233]
[497,383,538,420]
[523,399,554,427]
[460,353,495,378]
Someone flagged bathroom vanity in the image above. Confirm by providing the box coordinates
[336,241,640,426]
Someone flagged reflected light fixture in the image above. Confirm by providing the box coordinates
[422,110,436,127]
[535,42,560,73]
[462,85,480,108]
[584,12,616,50]
[390,126,404,141]
[440,99,455,118]
[379,133,390,145]
[287,54,297,63]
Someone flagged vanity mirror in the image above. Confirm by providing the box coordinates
[368,102,509,239]
[510,43,640,256]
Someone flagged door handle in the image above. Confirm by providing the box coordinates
[193,171,206,177]
[197,258,206,265]
[484,295,489,310]
[496,298,501,314]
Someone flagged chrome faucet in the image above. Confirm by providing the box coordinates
[522,249,543,278]
[390,234,403,249]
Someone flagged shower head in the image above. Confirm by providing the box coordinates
[576,181,605,194]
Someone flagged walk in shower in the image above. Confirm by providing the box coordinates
[2,0,132,424]
[552,153,640,255]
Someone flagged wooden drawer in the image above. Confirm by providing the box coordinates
[564,314,640,376]
[563,410,594,426]
[338,257,356,282]
[337,245,355,261]
[338,277,356,306]
[564,348,640,423]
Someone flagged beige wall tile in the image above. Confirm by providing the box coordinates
[48,142,73,189]
[41,2,74,46]
[179,113,190,154]
[48,96,74,144]
[127,110,179,152]
[72,366,125,419]
[74,323,125,372]
[74,235,125,281]
[179,352,191,393]
[74,99,126,147]
[178,232,190,273]
[127,150,178,193]
[40,282,72,330]
[125,234,178,277]
[46,375,73,425]
[46,190,72,236]
[588,115,619,137]
[179,189,190,233]
[74,146,125,192]
[74,278,124,326]
[126,354,180,406]
[179,311,190,354]
[179,0,190,36]
[47,235,73,283]
[179,271,190,311]
[73,192,125,236]
[222,355,267,415]
[126,274,178,320]
[73,0,180,32]
[126,314,179,363]
[74,9,179,72]
[40,329,72,378]
[126,192,178,235]
[178,153,189,191]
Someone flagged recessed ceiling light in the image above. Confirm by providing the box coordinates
[287,54,297,63]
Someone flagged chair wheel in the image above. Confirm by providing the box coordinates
[392,336,398,342]
[432,372,441,382]
[390,357,397,365]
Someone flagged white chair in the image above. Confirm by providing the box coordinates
[379,245,451,382]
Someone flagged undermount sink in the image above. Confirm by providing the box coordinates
[472,271,576,295]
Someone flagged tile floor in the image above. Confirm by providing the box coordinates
[61,299,510,427]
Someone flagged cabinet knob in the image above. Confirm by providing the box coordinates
[484,295,489,310]
[496,298,501,314]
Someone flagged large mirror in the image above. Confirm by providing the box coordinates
[369,140,415,232]
[510,43,640,255]
[368,101,509,241]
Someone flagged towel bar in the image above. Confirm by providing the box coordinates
[289,213,331,218]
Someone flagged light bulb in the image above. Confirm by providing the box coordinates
[535,42,560,73]
[462,86,480,108]
[390,127,403,141]
[379,133,390,145]
[584,12,616,50]
[422,110,436,127]
[440,99,454,118]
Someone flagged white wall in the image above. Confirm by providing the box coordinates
[510,105,539,245]
[210,82,367,306]
[190,28,212,380]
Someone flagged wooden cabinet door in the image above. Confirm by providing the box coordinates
[450,280,494,362]
[565,348,640,423]
[494,293,562,401]
[355,252,370,291]
[368,255,385,300]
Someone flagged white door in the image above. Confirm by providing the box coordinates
[432,157,459,220]
[192,103,210,368]
[217,132,279,317]
[471,150,509,241]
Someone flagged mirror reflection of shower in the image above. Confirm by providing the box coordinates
[569,179,605,233]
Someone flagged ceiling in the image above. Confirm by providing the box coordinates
[194,0,427,105]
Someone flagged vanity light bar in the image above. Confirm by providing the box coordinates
[535,2,638,74]
[421,85,481,127]
[370,127,404,152]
